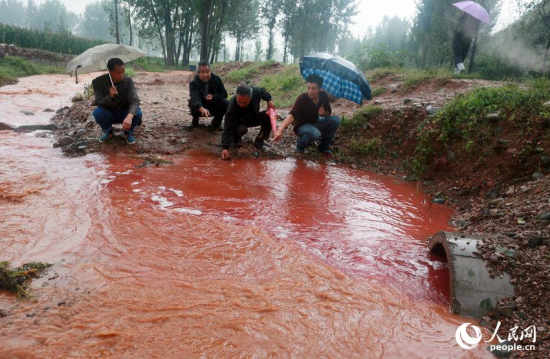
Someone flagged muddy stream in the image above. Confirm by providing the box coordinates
[0,74,489,357]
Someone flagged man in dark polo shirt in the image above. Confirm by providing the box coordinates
[92,57,142,144]
[273,74,340,153]
[188,60,228,129]
[221,85,275,160]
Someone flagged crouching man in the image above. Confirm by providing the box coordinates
[189,60,228,129]
[92,57,142,144]
[273,74,340,154]
[221,85,275,160]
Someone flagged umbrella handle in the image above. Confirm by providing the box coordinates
[106,60,115,87]
[75,65,81,85]
[108,71,115,88]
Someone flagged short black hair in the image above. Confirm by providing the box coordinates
[198,60,210,71]
[107,58,125,71]
[306,74,323,88]
[236,85,253,97]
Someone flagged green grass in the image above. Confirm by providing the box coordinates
[259,64,305,107]
[349,136,386,157]
[365,67,466,91]
[401,68,452,90]
[129,56,183,73]
[365,67,400,82]
[0,56,62,86]
[0,261,52,298]
[225,63,261,83]
[371,87,387,97]
[411,77,550,175]
[124,67,135,77]
[340,106,383,131]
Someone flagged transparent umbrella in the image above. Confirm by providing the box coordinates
[65,43,147,84]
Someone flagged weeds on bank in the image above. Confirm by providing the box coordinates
[340,106,383,131]
[0,261,52,298]
[259,65,304,107]
[0,56,61,86]
[411,77,550,175]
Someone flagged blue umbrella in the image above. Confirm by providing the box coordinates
[300,52,372,104]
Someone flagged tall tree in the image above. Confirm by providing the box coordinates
[261,0,281,60]
[520,0,550,72]
[226,0,260,62]
[0,0,26,27]
[0,0,26,26]
[199,0,211,61]
[79,1,114,41]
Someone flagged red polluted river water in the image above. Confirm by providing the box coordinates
[0,75,490,357]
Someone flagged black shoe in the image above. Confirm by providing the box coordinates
[254,137,264,149]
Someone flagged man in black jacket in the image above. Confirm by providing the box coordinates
[221,85,275,160]
[92,57,142,144]
[188,60,228,128]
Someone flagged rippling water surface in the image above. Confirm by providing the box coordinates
[0,75,489,357]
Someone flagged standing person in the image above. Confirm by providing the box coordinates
[273,74,340,154]
[452,12,480,74]
[188,60,228,129]
[221,85,275,160]
[92,57,142,144]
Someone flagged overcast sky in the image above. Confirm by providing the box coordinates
[36,0,522,35]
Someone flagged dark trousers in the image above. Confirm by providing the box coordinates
[93,107,143,134]
[234,111,272,143]
[296,116,340,150]
[190,98,229,127]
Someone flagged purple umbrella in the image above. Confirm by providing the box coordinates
[452,1,491,25]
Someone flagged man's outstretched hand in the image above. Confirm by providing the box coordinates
[273,128,283,142]
[221,149,231,160]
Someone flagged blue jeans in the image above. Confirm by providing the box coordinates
[93,107,143,134]
[296,116,340,150]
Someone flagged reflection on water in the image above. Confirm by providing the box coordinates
[0,74,490,357]
[0,135,490,357]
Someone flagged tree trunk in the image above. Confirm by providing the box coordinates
[266,15,276,60]
[128,7,133,46]
[114,0,120,44]
[235,37,240,62]
[209,0,227,64]
[184,27,193,66]
[147,0,166,64]
[542,35,550,73]
[175,11,187,66]
[164,3,175,67]
[181,10,193,67]
[199,0,211,61]
[468,35,478,74]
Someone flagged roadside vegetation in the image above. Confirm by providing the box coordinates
[0,55,62,86]
[411,78,550,175]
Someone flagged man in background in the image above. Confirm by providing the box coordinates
[188,60,228,129]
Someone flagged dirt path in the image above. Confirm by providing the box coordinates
[51,70,303,159]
